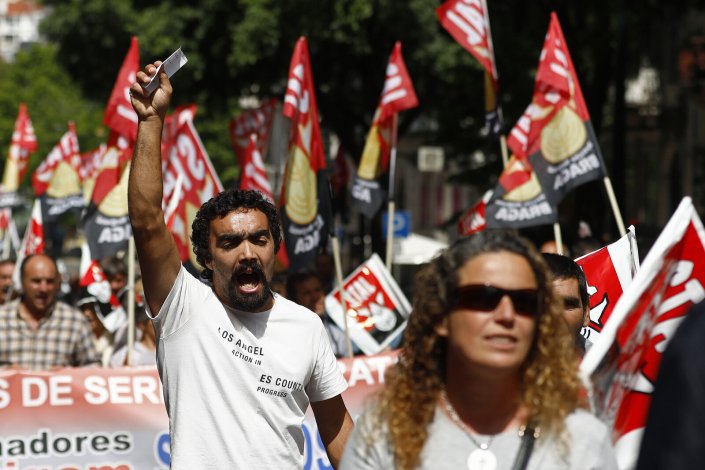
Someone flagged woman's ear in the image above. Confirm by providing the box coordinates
[435,316,449,337]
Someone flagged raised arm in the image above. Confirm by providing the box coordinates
[128,62,182,316]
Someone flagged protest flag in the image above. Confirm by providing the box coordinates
[484,155,557,229]
[162,118,223,266]
[507,13,625,235]
[279,37,329,272]
[103,36,139,141]
[240,134,274,202]
[437,0,503,139]
[0,103,37,207]
[580,197,705,469]
[351,42,418,222]
[12,198,44,289]
[457,190,493,236]
[575,227,640,345]
[31,123,84,222]
[229,99,278,168]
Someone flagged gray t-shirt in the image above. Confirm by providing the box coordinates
[340,405,617,470]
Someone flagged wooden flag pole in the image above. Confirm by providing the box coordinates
[385,113,399,271]
[126,236,136,366]
[331,235,353,358]
[499,135,509,168]
[553,222,564,255]
[603,176,627,237]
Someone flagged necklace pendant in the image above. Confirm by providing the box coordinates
[467,448,497,470]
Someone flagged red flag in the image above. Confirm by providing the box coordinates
[580,198,705,467]
[229,99,278,168]
[31,123,81,197]
[164,120,224,264]
[103,37,139,141]
[12,199,44,288]
[79,241,107,287]
[575,227,639,344]
[2,103,38,193]
[378,42,418,122]
[240,134,274,202]
[457,190,492,236]
[280,37,329,271]
[282,37,326,172]
[436,0,499,88]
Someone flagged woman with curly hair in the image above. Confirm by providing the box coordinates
[340,231,616,470]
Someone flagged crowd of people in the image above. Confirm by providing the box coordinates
[3,58,698,470]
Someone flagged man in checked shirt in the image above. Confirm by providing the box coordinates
[0,254,99,370]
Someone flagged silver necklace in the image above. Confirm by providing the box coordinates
[441,390,498,470]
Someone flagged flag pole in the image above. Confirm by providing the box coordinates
[603,176,627,237]
[385,113,399,271]
[126,235,136,366]
[553,222,564,255]
[499,135,509,168]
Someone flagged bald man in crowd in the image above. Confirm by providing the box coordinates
[0,254,99,370]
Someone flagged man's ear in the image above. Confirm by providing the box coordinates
[435,316,449,337]
[582,307,590,327]
[205,257,214,271]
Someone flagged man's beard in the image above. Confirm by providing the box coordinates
[227,261,272,312]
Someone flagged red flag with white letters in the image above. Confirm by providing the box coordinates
[575,227,639,344]
[163,120,223,264]
[458,190,492,236]
[378,42,418,122]
[1,103,38,201]
[103,37,139,141]
[506,13,606,205]
[240,134,274,202]
[280,37,329,271]
[32,123,81,197]
[580,198,705,468]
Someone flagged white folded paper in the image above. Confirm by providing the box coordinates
[142,47,188,95]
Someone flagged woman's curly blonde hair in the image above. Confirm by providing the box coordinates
[371,231,581,470]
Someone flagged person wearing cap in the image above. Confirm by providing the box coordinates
[0,254,99,370]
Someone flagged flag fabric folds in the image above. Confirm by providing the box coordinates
[12,198,44,289]
[103,37,139,141]
[485,155,557,229]
[437,0,502,136]
[457,190,492,236]
[32,123,84,222]
[351,42,418,219]
[0,103,37,207]
[280,37,329,271]
[507,13,606,205]
[229,99,278,168]
[240,134,274,202]
[575,227,640,345]
[580,197,705,470]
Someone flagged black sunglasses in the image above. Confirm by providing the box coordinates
[452,284,542,317]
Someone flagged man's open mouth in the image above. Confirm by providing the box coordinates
[234,263,265,294]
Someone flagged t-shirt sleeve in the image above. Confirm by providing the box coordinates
[149,266,209,339]
[306,320,348,402]
[339,405,393,470]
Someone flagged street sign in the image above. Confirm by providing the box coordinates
[382,210,411,239]
[418,146,444,172]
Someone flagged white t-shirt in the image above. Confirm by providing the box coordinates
[151,267,348,469]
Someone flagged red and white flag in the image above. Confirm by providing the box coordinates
[1,103,38,194]
[79,241,108,287]
[31,123,81,197]
[163,120,223,264]
[280,37,328,271]
[580,198,705,470]
[506,13,606,205]
[240,134,273,202]
[457,190,492,236]
[352,42,418,218]
[103,36,139,141]
[575,227,640,345]
[12,199,44,288]
[229,99,278,167]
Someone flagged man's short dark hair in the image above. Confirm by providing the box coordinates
[100,256,127,279]
[0,258,15,268]
[191,189,282,280]
[286,271,320,303]
[542,253,589,311]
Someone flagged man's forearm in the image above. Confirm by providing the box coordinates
[128,119,166,230]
